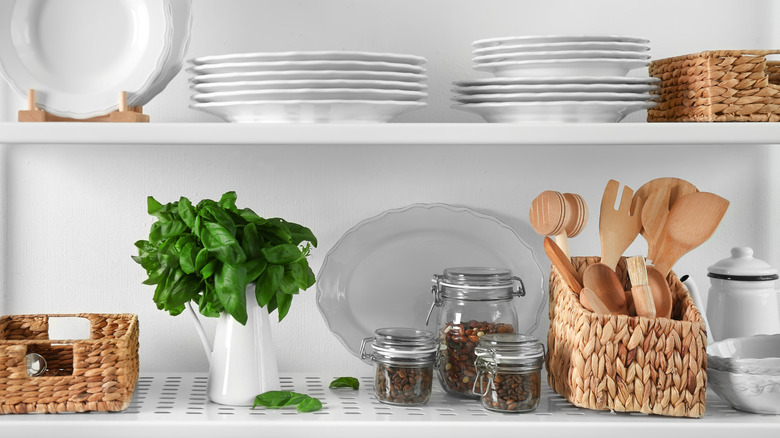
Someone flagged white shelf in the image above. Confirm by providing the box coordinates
[0,122,779,145]
[1,373,778,438]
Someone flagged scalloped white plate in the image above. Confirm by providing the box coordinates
[191,88,427,103]
[190,51,426,66]
[316,203,545,358]
[473,35,649,48]
[474,58,650,78]
[454,76,660,87]
[454,91,655,104]
[189,70,427,84]
[473,41,650,56]
[188,60,426,75]
[454,100,656,123]
[453,82,658,95]
[473,50,650,64]
[0,0,175,118]
[192,79,428,93]
[189,99,425,123]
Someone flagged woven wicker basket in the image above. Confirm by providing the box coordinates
[546,257,707,418]
[0,313,139,414]
[648,50,780,122]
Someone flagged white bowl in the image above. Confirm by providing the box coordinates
[708,334,780,375]
[707,334,780,414]
[708,368,780,414]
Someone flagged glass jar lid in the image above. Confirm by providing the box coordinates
[361,327,437,366]
[475,333,544,367]
[433,267,525,301]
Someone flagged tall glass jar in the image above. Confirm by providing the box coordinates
[360,327,436,406]
[473,333,544,413]
[427,267,525,398]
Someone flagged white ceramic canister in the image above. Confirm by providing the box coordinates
[706,247,780,341]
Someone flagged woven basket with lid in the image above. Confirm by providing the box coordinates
[545,257,707,418]
[0,313,139,414]
[648,50,780,122]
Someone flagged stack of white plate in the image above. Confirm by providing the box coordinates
[188,51,428,123]
[453,35,659,123]
[0,0,192,119]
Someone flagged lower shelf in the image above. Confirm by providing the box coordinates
[1,373,778,437]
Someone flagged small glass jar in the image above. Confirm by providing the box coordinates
[473,333,544,413]
[427,267,525,398]
[361,327,436,406]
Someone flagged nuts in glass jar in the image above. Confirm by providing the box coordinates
[438,320,514,396]
[479,371,541,413]
[374,363,433,405]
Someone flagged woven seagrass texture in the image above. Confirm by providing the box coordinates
[649,50,780,122]
[0,313,139,414]
[545,257,707,418]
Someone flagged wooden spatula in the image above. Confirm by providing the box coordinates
[599,179,644,270]
[544,236,583,294]
[640,186,671,262]
[634,177,698,210]
[653,192,730,276]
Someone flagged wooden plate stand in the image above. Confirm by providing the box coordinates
[18,89,150,122]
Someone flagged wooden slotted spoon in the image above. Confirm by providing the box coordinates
[653,192,730,277]
[599,179,644,271]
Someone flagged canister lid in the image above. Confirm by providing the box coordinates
[434,267,523,301]
[371,327,437,356]
[475,333,544,365]
[441,267,514,287]
[707,247,779,281]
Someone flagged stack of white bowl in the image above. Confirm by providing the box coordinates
[453,35,659,123]
[188,51,428,123]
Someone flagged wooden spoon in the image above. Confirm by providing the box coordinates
[582,288,615,315]
[646,267,673,318]
[599,180,644,270]
[582,262,627,314]
[634,177,698,210]
[626,256,656,318]
[652,192,730,276]
[544,237,583,294]
[640,186,671,262]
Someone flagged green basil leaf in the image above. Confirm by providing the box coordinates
[201,259,220,280]
[266,294,278,314]
[279,270,299,295]
[198,284,223,317]
[261,244,301,264]
[215,263,248,325]
[329,377,359,390]
[276,290,292,321]
[218,191,238,212]
[201,221,246,265]
[252,391,294,409]
[149,221,163,244]
[204,204,237,236]
[179,242,198,275]
[178,196,197,230]
[256,265,283,307]
[260,219,292,243]
[160,220,187,239]
[147,196,163,217]
[297,397,322,413]
[244,258,267,283]
[287,222,318,247]
[195,247,210,272]
[241,223,264,259]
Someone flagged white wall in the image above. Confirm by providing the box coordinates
[1,0,778,376]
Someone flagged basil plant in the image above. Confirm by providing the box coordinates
[132,191,316,324]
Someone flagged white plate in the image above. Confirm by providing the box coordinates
[473,50,650,64]
[190,99,425,123]
[316,203,545,358]
[191,88,427,103]
[473,35,650,48]
[453,83,658,95]
[190,51,426,66]
[454,91,655,104]
[454,101,656,123]
[474,58,650,77]
[454,76,660,87]
[190,70,427,84]
[191,79,428,93]
[0,0,173,118]
[146,0,193,101]
[473,41,650,56]
[188,60,426,75]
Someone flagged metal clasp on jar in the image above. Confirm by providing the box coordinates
[472,355,498,397]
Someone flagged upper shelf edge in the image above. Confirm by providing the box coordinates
[0,122,779,145]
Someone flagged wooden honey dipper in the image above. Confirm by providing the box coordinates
[529,190,588,258]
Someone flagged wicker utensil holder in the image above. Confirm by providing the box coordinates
[648,50,780,122]
[0,313,139,414]
[546,257,707,418]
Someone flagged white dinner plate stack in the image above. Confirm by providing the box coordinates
[0,0,192,119]
[187,51,428,123]
[453,35,659,123]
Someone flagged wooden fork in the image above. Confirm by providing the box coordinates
[599,179,644,270]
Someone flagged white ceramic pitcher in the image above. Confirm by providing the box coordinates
[186,283,279,406]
